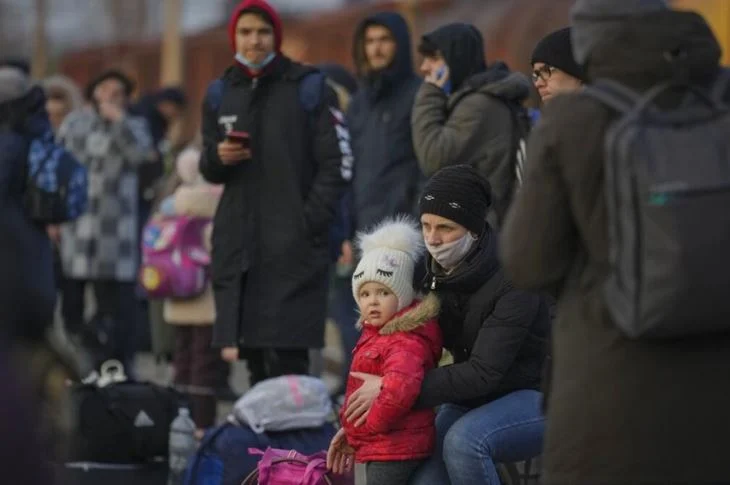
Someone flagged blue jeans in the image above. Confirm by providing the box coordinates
[410,390,545,485]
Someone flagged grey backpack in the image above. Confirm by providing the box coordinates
[584,74,730,339]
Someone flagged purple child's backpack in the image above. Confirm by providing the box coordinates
[139,216,211,299]
[242,448,344,485]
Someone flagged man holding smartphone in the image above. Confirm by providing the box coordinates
[200,0,352,385]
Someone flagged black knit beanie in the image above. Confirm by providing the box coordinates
[531,27,585,82]
[419,165,492,235]
[85,69,135,101]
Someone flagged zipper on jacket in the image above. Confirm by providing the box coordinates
[252,78,259,90]
[431,276,437,290]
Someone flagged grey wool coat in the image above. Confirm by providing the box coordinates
[59,109,152,282]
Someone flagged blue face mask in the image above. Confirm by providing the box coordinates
[235,52,276,71]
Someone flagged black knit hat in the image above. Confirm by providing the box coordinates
[85,69,135,101]
[419,165,492,235]
[531,27,585,82]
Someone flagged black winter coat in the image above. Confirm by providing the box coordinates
[416,228,549,410]
[201,57,350,349]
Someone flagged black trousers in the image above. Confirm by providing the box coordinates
[365,460,424,485]
[61,279,138,371]
[240,347,310,387]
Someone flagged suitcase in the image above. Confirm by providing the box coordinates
[57,461,167,485]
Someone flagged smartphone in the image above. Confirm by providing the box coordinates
[436,66,452,94]
[226,130,250,148]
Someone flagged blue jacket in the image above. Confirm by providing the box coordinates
[0,87,56,341]
[347,12,424,235]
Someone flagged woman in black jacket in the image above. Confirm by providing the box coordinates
[338,165,548,484]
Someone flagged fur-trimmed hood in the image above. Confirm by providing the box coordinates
[344,291,443,462]
[357,292,440,336]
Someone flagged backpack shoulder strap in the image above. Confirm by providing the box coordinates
[583,79,641,114]
[301,456,329,484]
[298,71,327,114]
[711,69,730,103]
[205,78,226,114]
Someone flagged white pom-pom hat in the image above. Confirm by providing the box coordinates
[352,216,425,311]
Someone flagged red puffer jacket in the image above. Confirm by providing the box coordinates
[341,293,443,463]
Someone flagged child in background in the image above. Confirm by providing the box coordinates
[326,218,443,485]
[156,147,226,438]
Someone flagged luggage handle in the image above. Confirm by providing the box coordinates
[240,457,333,485]
[97,359,127,387]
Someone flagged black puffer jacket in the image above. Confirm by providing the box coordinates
[416,227,550,409]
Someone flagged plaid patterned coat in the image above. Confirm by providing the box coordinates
[58,109,152,282]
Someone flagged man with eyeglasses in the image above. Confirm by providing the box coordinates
[531,27,585,103]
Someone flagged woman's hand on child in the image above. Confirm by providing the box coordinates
[327,428,354,475]
[345,372,383,426]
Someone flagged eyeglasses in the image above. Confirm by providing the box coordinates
[532,65,556,83]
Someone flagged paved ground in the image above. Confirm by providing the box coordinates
[134,319,368,484]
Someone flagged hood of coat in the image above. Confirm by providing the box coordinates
[227,0,283,76]
[0,85,50,138]
[449,61,531,108]
[352,12,415,93]
[357,293,441,353]
[41,75,83,111]
[422,22,487,93]
[583,10,720,91]
[362,292,442,358]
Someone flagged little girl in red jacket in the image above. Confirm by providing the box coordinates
[327,217,443,485]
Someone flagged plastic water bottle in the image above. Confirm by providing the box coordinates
[167,407,197,485]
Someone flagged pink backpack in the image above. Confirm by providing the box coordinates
[242,448,350,485]
[139,216,211,299]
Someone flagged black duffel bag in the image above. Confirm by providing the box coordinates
[68,361,181,463]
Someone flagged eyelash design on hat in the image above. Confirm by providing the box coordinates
[353,271,364,279]
[376,269,393,277]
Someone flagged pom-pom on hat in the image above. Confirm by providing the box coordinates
[352,216,424,311]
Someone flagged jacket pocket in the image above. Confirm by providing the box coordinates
[353,348,382,375]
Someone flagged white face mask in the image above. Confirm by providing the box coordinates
[426,232,478,270]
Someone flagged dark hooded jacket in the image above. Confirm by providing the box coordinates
[415,227,549,410]
[411,23,531,228]
[0,86,56,342]
[200,0,350,349]
[347,12,423,234]
[501,10,730,485]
